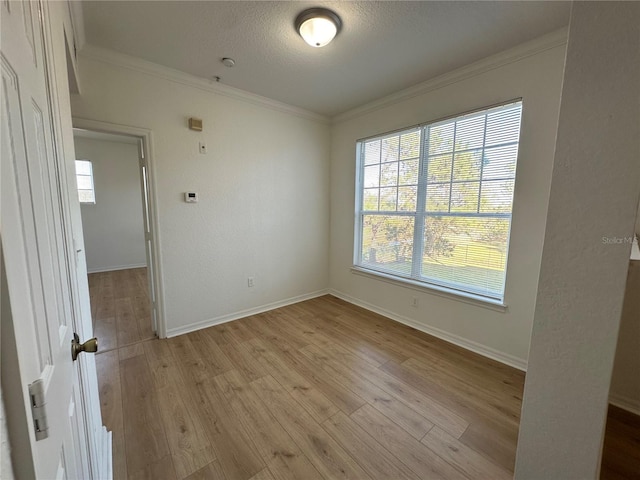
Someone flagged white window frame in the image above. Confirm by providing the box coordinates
[353,100,522,306]
[75,159,96,204]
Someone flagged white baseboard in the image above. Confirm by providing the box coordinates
[87,263,147,274]
[328,289,528,371]
[609,393,640,416]
[166,289,330,338]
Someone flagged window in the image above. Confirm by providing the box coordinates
[75,160,96,204]
[354,101,522,302]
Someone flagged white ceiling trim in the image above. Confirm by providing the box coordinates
[333,27,568,124]
[79,27,566,126]
[79,44,331,125]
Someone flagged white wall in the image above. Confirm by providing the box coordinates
[515,3,640,477]
[329,32,567,367]
[611,204,640,414]
[70,52,330,336]
[1,388,14,480]
[1,251,15,480]
[1,245,33,479]
[610,260,640,414]
[74,136,147,273]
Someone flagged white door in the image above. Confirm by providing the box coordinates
[2,1,102,478]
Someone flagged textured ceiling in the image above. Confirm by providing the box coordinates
[81,1,571,117]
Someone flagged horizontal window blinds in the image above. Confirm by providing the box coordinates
[356,101,523,301]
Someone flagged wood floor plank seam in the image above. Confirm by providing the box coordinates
[299,343,435,440]
[144,339,217,478]
[120,354,172,476]
[139,347,180,479]
[321,410,423,480]
[245,337,340,424]
[421,426,511,480]
[242,319,367,415]
[166,336,266,480]
[303,337,470,438]
[250,375,374,480]
[349,404,469,480]
[116,349,129,479]
[212,369,325,480]
[182,459,227,480]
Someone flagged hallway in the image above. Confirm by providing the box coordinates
[89,268,155,352]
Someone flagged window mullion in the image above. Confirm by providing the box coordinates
[412,126,429,280]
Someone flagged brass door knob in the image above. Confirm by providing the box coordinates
[71,333,98,361]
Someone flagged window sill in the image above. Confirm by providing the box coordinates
[350,266,508,312]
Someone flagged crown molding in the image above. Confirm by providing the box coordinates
[333,27,568,125]
[78,44,330,125]
[79,27,567,126]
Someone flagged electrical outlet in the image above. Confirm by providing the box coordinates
[247,276,254,288]
[199,142,207,154]
[411,297,419,308]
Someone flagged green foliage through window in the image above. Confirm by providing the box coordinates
[355,101,522,301]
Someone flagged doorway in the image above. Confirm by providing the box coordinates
[71,124,163,349]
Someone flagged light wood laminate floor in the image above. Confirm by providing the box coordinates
[91,271,639,479]
[601,405,640,479]
[89,267,156,352]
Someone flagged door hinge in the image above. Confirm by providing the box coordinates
[28,379,49,441]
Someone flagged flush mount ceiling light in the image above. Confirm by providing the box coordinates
[295,7,342,48]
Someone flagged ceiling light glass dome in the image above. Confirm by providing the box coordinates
[295,8,342,48]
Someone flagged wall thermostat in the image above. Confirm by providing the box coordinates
[184,192,198,203]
